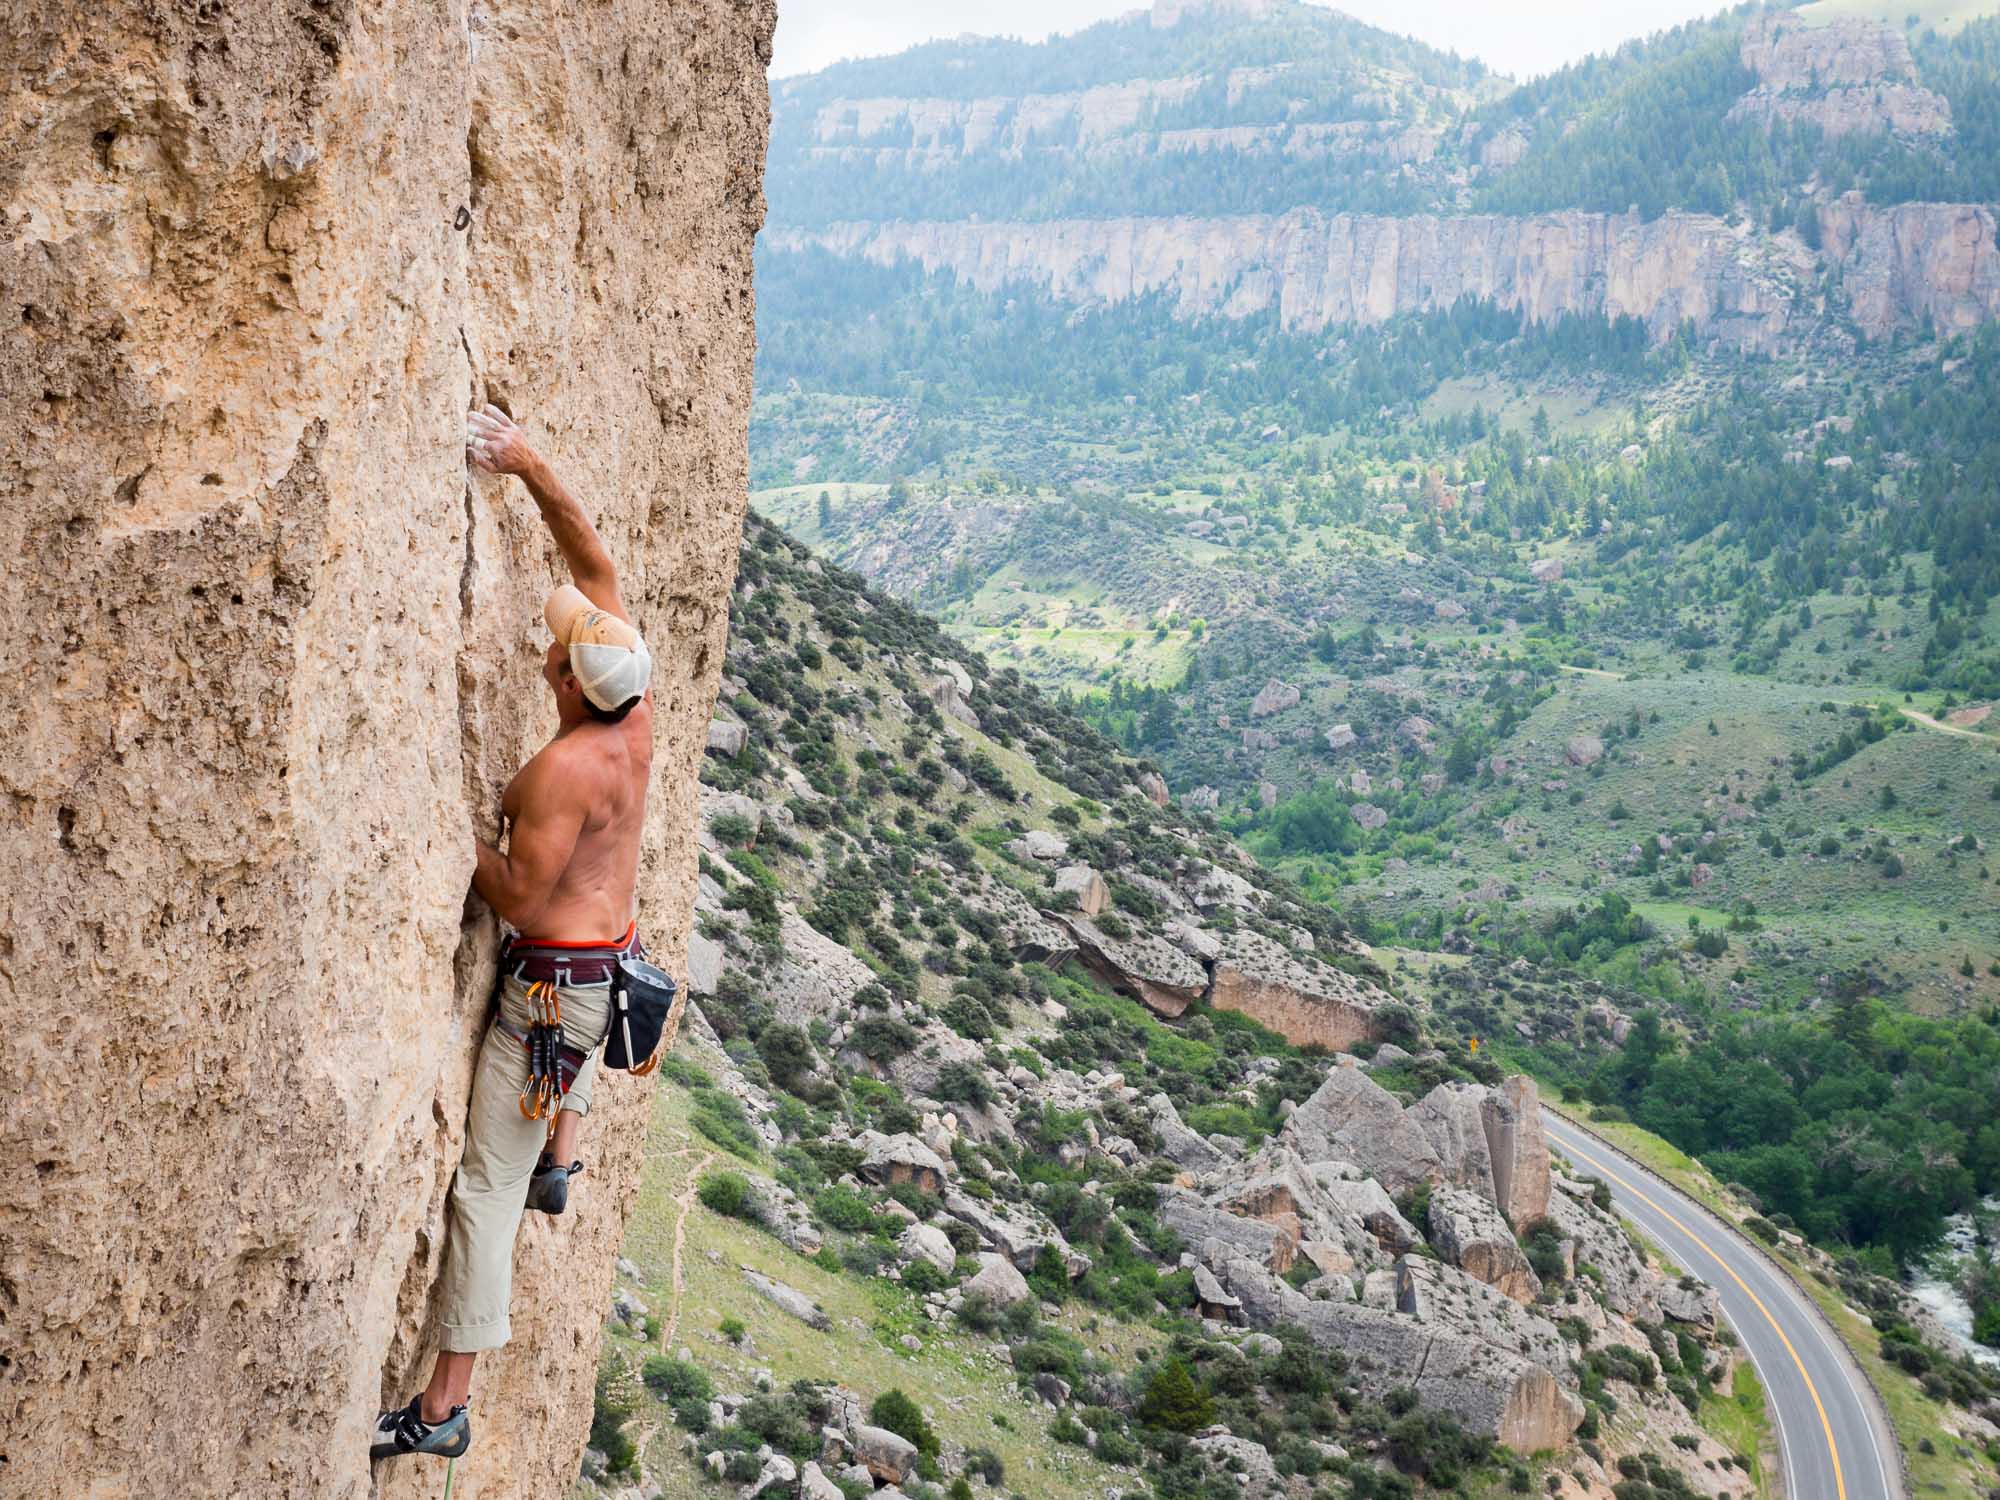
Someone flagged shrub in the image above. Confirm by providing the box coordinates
[901,1259,948,1297]
[719,1315,746,1343]
[813,1184,875,1231]
[697,1170,757,1221]
[641,1355,714,1404]
[933,1061,994,1108]
[710,811,756,847]
[589,1365,638,1475]
[869,1389,939,1458]
[962,1446,1005,1484]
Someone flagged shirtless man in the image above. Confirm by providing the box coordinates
[373,406,655,1464]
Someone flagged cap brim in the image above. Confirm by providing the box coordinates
[546,584,595,644]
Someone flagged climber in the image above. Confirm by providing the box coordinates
[373,405,657,1463]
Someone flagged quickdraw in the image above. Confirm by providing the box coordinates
[517,979,568,1123]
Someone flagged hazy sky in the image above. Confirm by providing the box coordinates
[772,0,1740,83]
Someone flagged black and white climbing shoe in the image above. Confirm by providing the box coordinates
[526,1156,581,1216]
[370,1398,471,1461]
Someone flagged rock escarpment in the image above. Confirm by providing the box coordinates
[0,3,772,1496]
[777,195,2000,351]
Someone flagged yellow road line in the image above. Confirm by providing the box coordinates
[1555,1130,1848,1500]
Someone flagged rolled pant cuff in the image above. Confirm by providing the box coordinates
[438,1318,511,1354]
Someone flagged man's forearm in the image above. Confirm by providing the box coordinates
[517,453,616,593]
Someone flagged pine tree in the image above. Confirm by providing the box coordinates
[1136,1358,1213,1433]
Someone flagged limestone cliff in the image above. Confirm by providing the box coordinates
[0,3,771,1496]
[777,197,2000,351]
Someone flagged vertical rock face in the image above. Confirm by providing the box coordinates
[0,4,772,1497]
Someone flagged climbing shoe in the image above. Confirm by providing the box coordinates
[370,1398,470,1462]
[526,1155,582,1216]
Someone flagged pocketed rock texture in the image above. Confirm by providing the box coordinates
[0,4,772,1497]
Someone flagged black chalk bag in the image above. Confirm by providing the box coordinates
[605,956,679,1075]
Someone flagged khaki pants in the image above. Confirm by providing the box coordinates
[438,974,612,1353]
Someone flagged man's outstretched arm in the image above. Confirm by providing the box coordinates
[467,404,629,622]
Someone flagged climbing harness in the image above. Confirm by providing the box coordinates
[517,979,567,1122]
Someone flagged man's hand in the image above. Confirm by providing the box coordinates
[469,402,629,621]
[466,404,537,477]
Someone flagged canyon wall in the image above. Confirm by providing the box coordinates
[0,2,771,1496]
[778,197,2000,351]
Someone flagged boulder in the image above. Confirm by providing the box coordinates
[941,1189,1060,1269]
[1566,734,1605,767]
[1411,1083,1497,1201]
[1138,770,1170,806]
[960,1252,1032,1308]
[859,1132,950,1194]
[1190,1430,1276,1486]
[1006,829,1068,862]
[1160,1186,1297,1273]
[898,1223,956,1273]
[1661,1278,1721,1331]
[1427,1187,1542,1304]
[1352,802,1388,831]
[978,874,1077,965]
[1053,864,1109,917]
[742,1453,798,1498]
[1193,1263,1243,1321]
[1148,1093,1228,1172]
[1528,558,1563,583]
[1164,919,1221,964]
[686,929,726,997]
[1251,679,1301,717]
[1207,930,1385,1054]
[854,1424,920,1484]
[1326,723,1359,751]
[1280,1066,1442,1195]
[743,1268,831,1331]
[707,717,749,757]
[799,1461,845,1500]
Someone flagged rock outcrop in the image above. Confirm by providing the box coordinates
[1051,911,1210,1016]
[0,3,773,1495]
[1200,1242,1582,1452]
[1732,12,1951,138]
[1207,930,1386,1052]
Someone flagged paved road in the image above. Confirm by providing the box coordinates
[1541,1110,1902,1500]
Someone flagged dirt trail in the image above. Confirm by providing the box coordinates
[659,1147,716,1349]
[1899,707,1999,744]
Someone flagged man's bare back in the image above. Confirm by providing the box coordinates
[497,706,653,942]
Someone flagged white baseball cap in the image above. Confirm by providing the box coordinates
[545,585,652,710]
